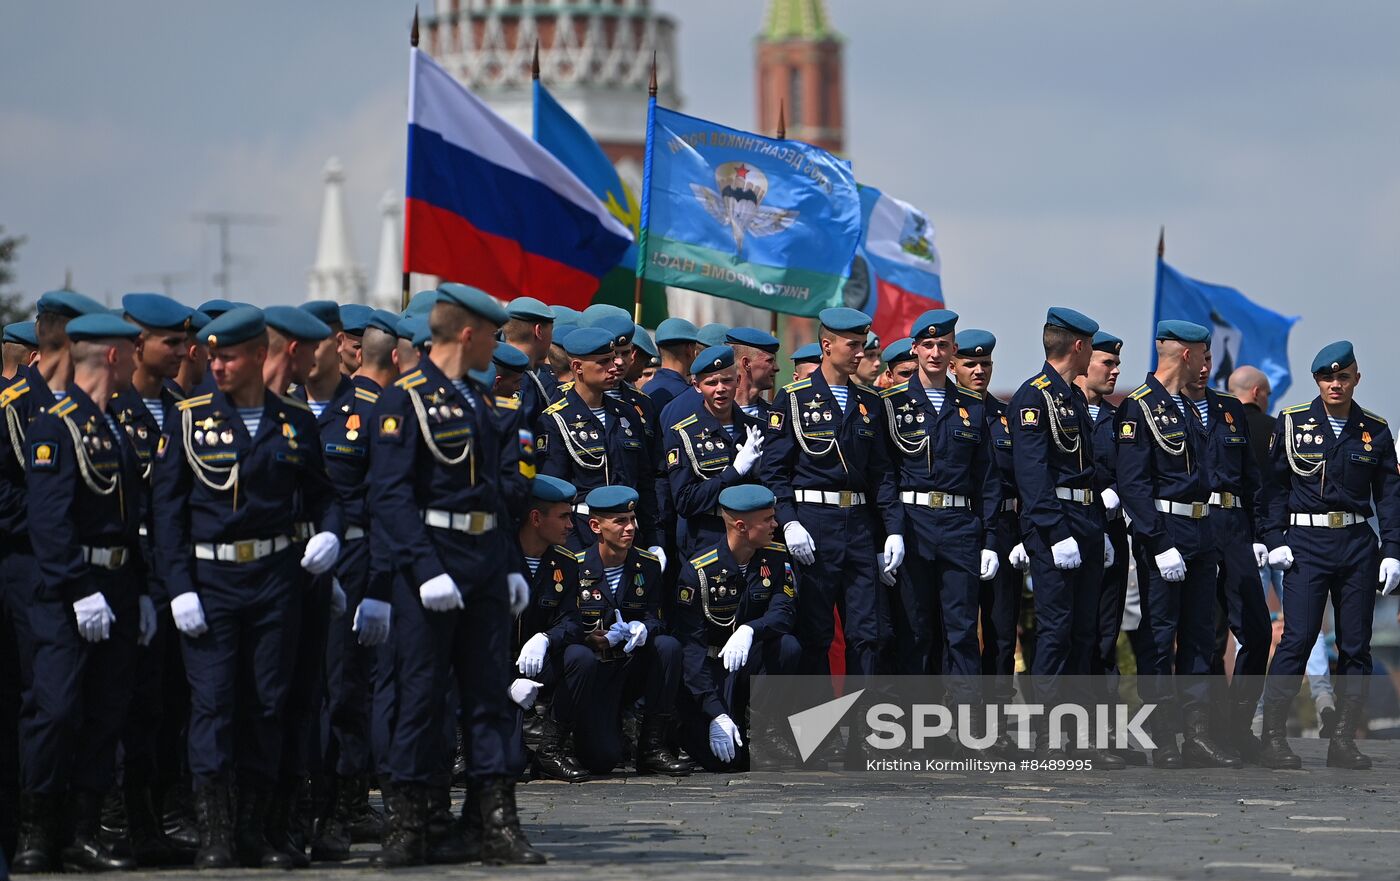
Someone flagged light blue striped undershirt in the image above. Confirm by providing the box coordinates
[238,407,262,437]
[1087,403,1101,421]
[450,379,476,410]
[1328,416,1346,437]
[308,399,329,418]
[829,384,849,412]
[524,556,541,578]
[924,386,946,414]
[1192,397,1209,428]
[142,397,165,431]
[605,565,625,599]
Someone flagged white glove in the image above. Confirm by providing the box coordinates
[876,553,897,587]
[353,598,391,646]
[300,531,341,575]
[709,713,743,763]
[1380,557,1400,596]
[1008,543,1031,572]
[329,578,347,618]
[882,535,905,575]
[509,678,543,710]
[73,592,115,643]
[1104,535,1115,567]
[979,549,999,581]
[170,591,208,637]
[720,624,754,672]
[1267,546,1294,571]
[783,521,816,565]
[1050,537,1082,570]
[507,573,530,617]
[623,619,648,653]
[419,573,464,611]
[647,546,668,573]
[732,425,764,475]
[1155,547,1187,582]
[517,632,550,677]
[137,595,157,647]
[605,610,630,647]
[1253,543,1269,569]
[1101,487,1121,512]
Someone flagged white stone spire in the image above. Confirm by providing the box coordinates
[307,156,367,303]
[371,190,403,310]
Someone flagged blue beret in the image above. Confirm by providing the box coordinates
[411,319,432,349]
[1046,307,1098,336]
[818,307,872,335]
[792,342,823,364]
[467,364,496,387]
[3,321,37,346]
[655,317,700,345]
[1092,331,1123,355]
[864,331,881,351]
[1155,320,1209,344]
[188,310,211,332]
[265,305,332,342]
[594,313,636,347]
[882,337,915,364]
[530,474,576,504]
[437,283,508,327]
[394,315,424,342]
[563,326,615,357]
[1311,340,1355,374]
[36,289,106,318]
[339,303,373,334]
[122,293,192,331]
[697,323,730,347]
[197,298,239,318]
[200,306,266,348]
[584,485,639,514]
[552,321,578,345]
[65,313,140,342]
[691,345,735,376]
[726,326,780,353]
[551,306,582,325]
[365,309,399,335]
[581,303,631,328]
[492,342,530,372]
[633,327,659,359]
[507,297,554,323]
[406,290,439,316]
[911,308,959,341]
[954,329,996,357]
[718,484,777,513]
[302,300,342,327]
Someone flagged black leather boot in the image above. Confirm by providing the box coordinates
[192,780,234,869]
[458,781,483,862]
[125,781,183,866]
[12,791,59,873]
[368,783,427,868]
[1151,711,1182,769]
[234,780,292,869]
[425,784,471,865]
[160,783,201,855]
[264,779,310,868]
[533,715,591,782]
[636,714,690,776]
[1326,695,1372,770]
[1230,698,1265,764]
[1182,707,1243,768]
[343,775,385,844]
[1258,699,1302,769]
[309,776,351,862]
[61,789,138,872]
[478,777,545,866]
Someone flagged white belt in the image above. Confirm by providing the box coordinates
[84,546,129,570]
[1154,499,1210,519]
[1291,512,1363,528]
[344,526,366,541]
[1000,499,1019,514]
[194,536,293,563]
[1209,491,1239,510]
[900,491,971,509]
[572,504,590,516]
[422,509,497,535]
[1054,487,1095,505]
[795,489,866,507]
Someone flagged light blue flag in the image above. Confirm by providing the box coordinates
[638,103,861,317]
[1153,258,1300,402]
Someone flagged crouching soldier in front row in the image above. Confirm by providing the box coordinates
[674,485,800,770]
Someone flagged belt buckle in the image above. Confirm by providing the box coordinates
[235,540,256,563]
[1082,489,1095,506]
[928,491,944,508]
[1191,502,1206,519]
[1328,511,1345,528]
[1221,492,1235,508]
[110,548,126,569]
[467,512,484,534]
[838,490,855,508]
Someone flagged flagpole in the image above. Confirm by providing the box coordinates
[401,6,419,312]
[631,53,657,325]
[769,100,785,343]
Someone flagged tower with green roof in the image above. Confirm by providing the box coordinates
[756,0,844,153]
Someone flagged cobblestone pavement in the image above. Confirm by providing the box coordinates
[120,740,1396,880]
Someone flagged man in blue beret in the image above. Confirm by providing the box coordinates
[879,310,1001,722]
[878,338,916,390]
[696,323,729,349]
[365,284,542,866]
[393,315,427,374]
[263,306,331,399]
[507,474,587,783]
[790,342,822,381]
[1115,320,1236,768]
[197,300,238,320]
[3,321,38,383]
[649,318,702,414]
[500,297,554,427]
[725,327,780,419]
[337,304,374,375]
[176,310,212,398]
[1258,341,1400,771]
[405,289,439,316]
[150,306,343,869]
[855,330,882,387]
[555,485,687,776]
[591,315,663,475]
[13,314,149,872]
[1007,307,1112,758]
[760,307,902,688]
[535,328,662,566]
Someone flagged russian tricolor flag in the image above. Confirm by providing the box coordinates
[853,186,945,345]
[405,48,633,310]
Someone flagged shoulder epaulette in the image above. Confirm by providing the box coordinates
[956,385,982,400]
[394,370,427,391]
[1282,403,1310,415]
[1128,384,1152,401]
[1362,408,1388,425]
[354,387,380,404]
[879,381,909,399]
[782,378,812,393]
[552,545,574,558]
[0,380,30,408]
[1214,390,1238,400]
[573,550,587,563]
[176,393,213,412]
[764,542,788,553]
[856,383,879,396]
[637,548,660,563]
[49,396,78,419]
[1030,374,1051,390]
[689,548,720,569]
[559,380,576,394]
[627,384,650,399]
[671,413,698,431]
[494,395,520,410]
[278,394,311,413]
[544,398,569,416]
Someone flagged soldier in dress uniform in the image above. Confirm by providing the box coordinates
[499,298,555,429]
[855,331,883,387]
[726,327,781,420]
[760,307,903,678]
[790,343,822,382]
[673,485,799,770]
[337,303,373,376]
[554,486,688,777]
[366,284,540,867]
[2,321,38,382]
[12,314,153,873]
[632,328,660,392]
[509,474,587,783]
[151,306,344,869]
[663,346,766,557]
[477,342,536,527]
[877,337,916,390]
[1259,341,1400,770]
[646,318,702,415]
[393,315,427,375]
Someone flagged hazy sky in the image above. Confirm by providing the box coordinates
[3,1,1399,407]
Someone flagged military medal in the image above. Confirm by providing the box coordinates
[823,411,832,422]
[345,414,361,441]
[592,589,602,601]
[220,429,233,444]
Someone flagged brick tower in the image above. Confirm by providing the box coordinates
[756,0,844,152]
